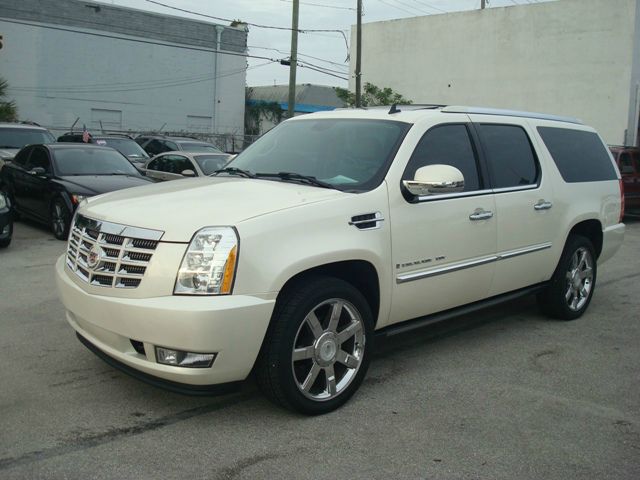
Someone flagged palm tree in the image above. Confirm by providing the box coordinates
[0,78,18,122]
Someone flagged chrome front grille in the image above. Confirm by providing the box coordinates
[65,214,164,289]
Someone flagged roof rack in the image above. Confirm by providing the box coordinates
[442,106,583,125]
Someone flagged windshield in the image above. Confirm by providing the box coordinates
[179,142,222,153]
[0,128,55,149]
[54,148,141,176]
[194,154,230,175]
[96,138,149,158]
[230,119,410,191]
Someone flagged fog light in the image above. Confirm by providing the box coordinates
[1,225,8,235]
[155,347,216,368]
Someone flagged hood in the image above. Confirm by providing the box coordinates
[57,174,152,195]
[81,177,345,242]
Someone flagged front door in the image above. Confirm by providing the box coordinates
[388,119,497,325]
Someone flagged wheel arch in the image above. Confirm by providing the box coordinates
[566,218,603,258]
[275,259,381,328]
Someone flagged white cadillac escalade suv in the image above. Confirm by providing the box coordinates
[55,106,625,414]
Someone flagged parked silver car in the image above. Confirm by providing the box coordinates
[142,151,231,181]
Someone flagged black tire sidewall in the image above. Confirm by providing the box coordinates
[271,277,374,415]
[51,198,70,240]
[543,235,597,320]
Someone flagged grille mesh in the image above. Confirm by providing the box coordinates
[65,215,161,289]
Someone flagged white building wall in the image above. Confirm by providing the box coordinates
[0,2,246,136]
[351,0,640,146]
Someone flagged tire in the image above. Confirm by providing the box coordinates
[256,275,374,415]
[0,222,11,248]
[50,198,71,240]
[538,235,597,320]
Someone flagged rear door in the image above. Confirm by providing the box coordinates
[470,116,557,296]
[22,146,53,219]
[8,146,35,213]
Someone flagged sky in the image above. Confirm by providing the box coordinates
[98,0,556,88]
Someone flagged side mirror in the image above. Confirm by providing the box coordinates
[29,167,47,176]
[181,169,196,177]
[403,164,465,197]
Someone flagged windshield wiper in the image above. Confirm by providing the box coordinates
[211,167,256,178]
[0,145,19,149]
[255,172,337,190]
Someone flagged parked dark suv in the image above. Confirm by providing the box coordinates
[0,123,56,170]
[135,135,224,157]
[57,133,150,166]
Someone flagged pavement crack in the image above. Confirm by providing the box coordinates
[216,453,284,480]
[0,392,254,472]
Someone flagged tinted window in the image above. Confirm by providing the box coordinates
[179,142,222,153]
[232,119,410,192]
[53,148,140,176]
[144,140,168,156]
[97,138,149,159]
[403,124,480,192]
[618,153,635,174]
[537,127,617,182]
[163,141,179,151]
[25,147,51,173]
[194,154,230,175]
[479,124,538,189]
[12,147,31,166]
[148,155,194,174]
[0,128,55,149]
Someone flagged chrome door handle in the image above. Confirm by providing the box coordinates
[534,200,553,211]
[469,209,494,221]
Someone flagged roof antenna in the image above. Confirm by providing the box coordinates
[388,104,400,114]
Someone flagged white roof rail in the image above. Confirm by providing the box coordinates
[441,106,583,125]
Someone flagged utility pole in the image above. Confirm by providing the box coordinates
[480,0,487,9]
[287,0,299,118]
[355,0,362,108]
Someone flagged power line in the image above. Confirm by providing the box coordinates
[8,62,276,94]
[409,0,448,13]
[375,0,418,16]
[144,0,350,42]
[1,18,279,61]
[279,0,356,11]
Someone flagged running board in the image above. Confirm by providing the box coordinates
[376,283,547,338]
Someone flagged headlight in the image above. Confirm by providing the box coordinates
[174,227,239,295]
[0,193,7,209]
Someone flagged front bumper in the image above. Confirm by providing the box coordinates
[55,255,276,387]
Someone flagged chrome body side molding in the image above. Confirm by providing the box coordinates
[396,242,552,284]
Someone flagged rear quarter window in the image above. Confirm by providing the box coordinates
[537,127,617,182]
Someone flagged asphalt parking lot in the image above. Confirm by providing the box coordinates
[0,218,639,480]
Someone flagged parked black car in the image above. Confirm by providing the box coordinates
[57,133,150,166]
[0,190,12,248]
[135,135,224,156]
[0,144,152,240]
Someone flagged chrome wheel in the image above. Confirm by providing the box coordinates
[564,247,593,312]
[291,298,365,402]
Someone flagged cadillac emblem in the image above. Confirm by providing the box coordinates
[87,245,103,269]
